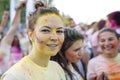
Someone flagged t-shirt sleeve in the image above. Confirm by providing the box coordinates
[51,61,66,80]
[1,73,18,80]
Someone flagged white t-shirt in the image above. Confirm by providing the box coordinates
[65,63,83,80]
[1,56,66,80]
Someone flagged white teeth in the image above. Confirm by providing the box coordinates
[104,45,112,50]
[47,44,57,48]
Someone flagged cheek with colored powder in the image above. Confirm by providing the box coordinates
[59,37,64,44]
[113,40,119,48]
[67,52,76,60]
[35,34,46,43]
[58,37,64,50]
[59,35,64,45]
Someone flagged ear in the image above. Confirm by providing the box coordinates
[27,30,34,42]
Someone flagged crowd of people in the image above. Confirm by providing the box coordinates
[0,0,120,80]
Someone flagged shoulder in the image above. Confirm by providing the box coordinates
[49,60,65,74]
[115,53,120,60]
[49,60,63,69]
[1,56,29,80]
[89,55,101,63]
[88,55,104,67]
[49,60,66,80]
[1,72,18,80]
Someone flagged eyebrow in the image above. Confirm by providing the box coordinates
[43,26,64,29]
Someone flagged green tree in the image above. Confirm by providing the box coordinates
[47,0,53,6]
[0,0,10,23]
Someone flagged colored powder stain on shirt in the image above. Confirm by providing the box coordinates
[1,56,66,80]
[87,54,120,80]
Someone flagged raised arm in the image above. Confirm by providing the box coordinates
[1,1,26,46]
[0,11,9,32]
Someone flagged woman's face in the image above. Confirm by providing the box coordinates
[98,31,119,57]
[29,14,65,56]
[65,40,83,63]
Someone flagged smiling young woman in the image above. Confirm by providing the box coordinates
[51,27,85,80]
[87,28,120,80]
[1,1,66,80]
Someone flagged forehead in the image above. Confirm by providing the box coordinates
[70,40,83,48]
[98,31,116,39]
[35,14,64,28]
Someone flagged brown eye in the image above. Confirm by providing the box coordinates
[40,29,50,33]
[100,39,105,42]
[108,38,114,41]
[74,48,81,52]
[56,30,64,34]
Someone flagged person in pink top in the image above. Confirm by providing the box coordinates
[9,35,23,66]
[87,28,120,80]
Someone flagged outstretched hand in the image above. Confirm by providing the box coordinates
[2,11,9,20]
[0,11,9,32]
[16,0,27,10]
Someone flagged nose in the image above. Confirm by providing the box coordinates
[104,40,110,45]
[50,32,58,41]
[78,49,83,57]
[78,47,85,57]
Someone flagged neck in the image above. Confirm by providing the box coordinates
[28,49,50,67]
[102,52,118,58]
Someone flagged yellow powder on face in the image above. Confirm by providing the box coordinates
[41,13,60,24]
[43,18,48,24]
[45,14,59,17]
[78,40,83,47]
[52,29,57,36]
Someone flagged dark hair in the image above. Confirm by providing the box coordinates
[98,28,119,39]
[51,27,84,80]
[11,35,21,51]
[28,1,60,31]
[107,11,120,26]
[97,19,106,30]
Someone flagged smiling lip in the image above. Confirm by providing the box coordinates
[103,45,113,50]
[46,44,58,48]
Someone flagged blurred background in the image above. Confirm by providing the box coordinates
[0,0,120,28]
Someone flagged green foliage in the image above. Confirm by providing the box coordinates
[21,7,26,23]
[0,0,10,23]
[47,0,53,5]
[0,0,54,24]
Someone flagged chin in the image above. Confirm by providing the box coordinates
[71,60,78,63]
[105,52,117,58]
[51,53,58,56]
[48,51,58,56]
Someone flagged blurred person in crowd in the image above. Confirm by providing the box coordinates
[106,11,120,52]
[106,11,120,34]
[0,10,9,76]
[85,22,97,59]
[18,29,31,56]
[51,27,85,80]
[91,19,106,57]
[1,1,66,80]
[0,11,9,41]
[68,18,76,28]
[74,23,87,36]
[74,23,91,79]
[87,28,120,80]
[9,35,24,67]
[0,1,26,76]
